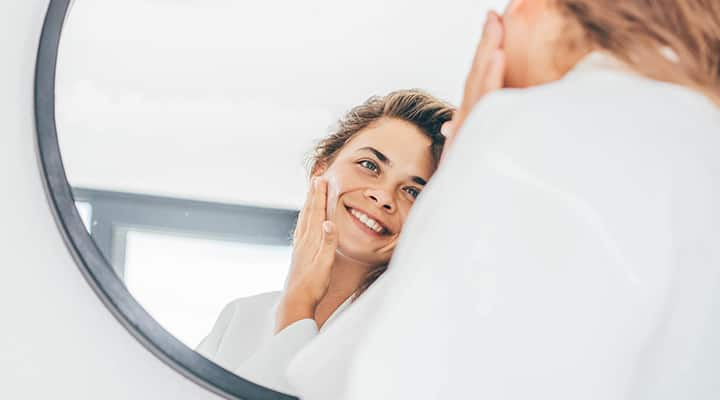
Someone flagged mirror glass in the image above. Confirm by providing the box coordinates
[55,0,500,366]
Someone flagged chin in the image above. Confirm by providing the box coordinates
[337,243,390,267]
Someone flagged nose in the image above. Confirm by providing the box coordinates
[365,188,396,213]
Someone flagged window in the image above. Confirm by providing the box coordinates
[124,230,291,348]
[72,188,298,348]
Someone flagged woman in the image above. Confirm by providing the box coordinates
[285,1,720,399]
[196,89,454,394]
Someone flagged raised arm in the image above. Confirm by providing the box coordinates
[441,11,505,162]
[232,177,338,394]
[275,177,338,333]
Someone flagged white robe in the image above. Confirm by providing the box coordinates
[196,291,352,395]
[286,53,720,399]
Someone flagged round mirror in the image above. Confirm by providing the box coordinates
[38,0,502,397]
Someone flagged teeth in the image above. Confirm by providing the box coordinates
[350,209,383,233]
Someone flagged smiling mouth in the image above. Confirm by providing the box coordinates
[345,206,391,236]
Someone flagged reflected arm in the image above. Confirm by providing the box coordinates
[235,318,318,395]
[196,301,236,359]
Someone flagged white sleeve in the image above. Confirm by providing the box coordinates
[339,85,720,399]
[235,318,318,395]
[196,301,236,359]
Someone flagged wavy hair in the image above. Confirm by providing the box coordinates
[557,0,720,104]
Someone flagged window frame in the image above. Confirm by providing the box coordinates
[73,187,297,279]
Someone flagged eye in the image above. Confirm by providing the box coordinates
[358,159,380,174]
[403,186,421,199]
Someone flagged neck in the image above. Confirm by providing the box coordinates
[550,46,593,81]
[314,251,377,327]
[511,11,594,88]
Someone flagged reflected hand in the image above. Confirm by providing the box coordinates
[442,11,505,157]
[276,177,338,332]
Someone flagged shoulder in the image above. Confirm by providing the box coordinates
[431,64,719,244]
[456,65,719,167]
[196,291,283,370]
[219,291,283,322]
[474,62,718,125]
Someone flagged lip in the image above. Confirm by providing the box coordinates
[344,205,391,237]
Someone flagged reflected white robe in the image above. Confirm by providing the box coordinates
[197,291,352,395]
[286,53,720,399]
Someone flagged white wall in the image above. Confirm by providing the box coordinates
[54,0,507,209]
[0,2,221,399]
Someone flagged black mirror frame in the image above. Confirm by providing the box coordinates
[34,1,296,399]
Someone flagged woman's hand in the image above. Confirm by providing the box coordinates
[275,177,338,333]
[442,11,506,157]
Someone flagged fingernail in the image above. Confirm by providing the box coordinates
[488,10,498,23]
[440,123,451,137]
[323,221,333,233]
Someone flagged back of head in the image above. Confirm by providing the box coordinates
[558,0,720,103]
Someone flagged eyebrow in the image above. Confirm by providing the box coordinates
[358,146,427,186]
[359,146,391,166]
[411,176,428,186]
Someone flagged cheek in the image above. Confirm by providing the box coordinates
[397,208,411,231]
[501,20,531,87]
[321,168,354,219]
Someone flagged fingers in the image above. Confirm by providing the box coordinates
[313,220,338,268]
[469,11,504,87]
[377,237,398,255]
[441,114,465,145]
[448,10,505,145]
[293,176,318,241]
[440,120,456,140]
[483,50,506,92]
[440,120,458,161]
[297,177,329,244]
[475,11,503,62]
[482,11,504,53]
[312,178,328,222]
[305,178,327,243]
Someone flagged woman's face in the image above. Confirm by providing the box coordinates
[318,117,435,266]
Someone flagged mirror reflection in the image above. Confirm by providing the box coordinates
[52,0,720,397]
[55,0,492,373]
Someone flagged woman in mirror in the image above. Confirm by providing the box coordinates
[196,89,454,394]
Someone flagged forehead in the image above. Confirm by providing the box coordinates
[337,118,436,177]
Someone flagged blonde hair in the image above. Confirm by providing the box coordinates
[307,89,455,298]
[557,0,720,103]
[309,89,454,174]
